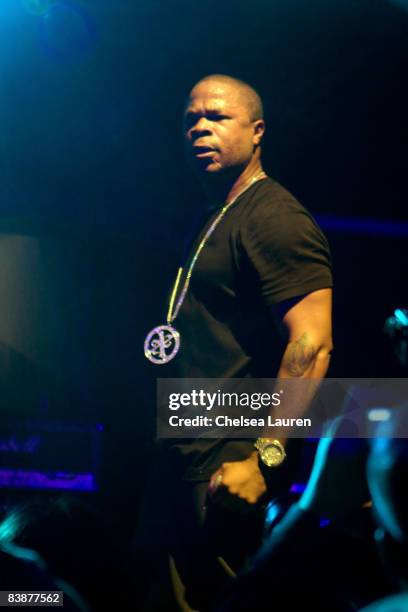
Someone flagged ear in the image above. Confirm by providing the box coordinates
[253,119,265,146]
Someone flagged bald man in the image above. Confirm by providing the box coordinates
[141,74,333,610]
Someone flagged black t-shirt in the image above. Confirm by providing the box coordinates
[163,177,333,480]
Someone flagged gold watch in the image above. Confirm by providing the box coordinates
[254,438,286,467]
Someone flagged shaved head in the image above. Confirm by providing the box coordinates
[183,74,266,182]
[191,74,264,121]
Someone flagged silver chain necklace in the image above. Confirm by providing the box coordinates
[144,172,267,364]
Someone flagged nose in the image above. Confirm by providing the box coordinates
[189,116,212,138]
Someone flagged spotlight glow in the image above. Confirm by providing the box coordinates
[389,0,408,13]
[38,2,96,63]
[22,0,53,17]
[394,309,408,326]
[368,408,391,422]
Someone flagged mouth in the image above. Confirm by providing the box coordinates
[192,146,216,158]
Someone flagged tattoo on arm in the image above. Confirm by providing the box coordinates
[285,333,316,377]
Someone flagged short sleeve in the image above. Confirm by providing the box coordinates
[240,208,333,306]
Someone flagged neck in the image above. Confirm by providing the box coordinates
[201,160,267,208]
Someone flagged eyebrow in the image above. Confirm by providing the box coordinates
[184,108,227,118]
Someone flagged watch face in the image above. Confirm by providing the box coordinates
[263,444,285,467]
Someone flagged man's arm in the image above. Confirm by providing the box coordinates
[210,287,333,503]
[263,286,333,445]
[276,287,333,379]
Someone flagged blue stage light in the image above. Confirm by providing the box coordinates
[314,215,408,237]
[395,308,408,326]
[37,2,96,63]
[389,0,408,13]
[0,513,19,542]
[368,408,391,423]
[264,501,281,527]
[22,0,53,16]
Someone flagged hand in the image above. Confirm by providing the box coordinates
[209,452,267,504]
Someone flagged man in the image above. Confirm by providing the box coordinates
[140,74,333,610]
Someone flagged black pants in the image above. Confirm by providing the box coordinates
[133,459,265,611]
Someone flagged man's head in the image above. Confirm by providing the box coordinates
[183,74,265,179]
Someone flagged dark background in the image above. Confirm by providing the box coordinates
[0,0,407,528]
